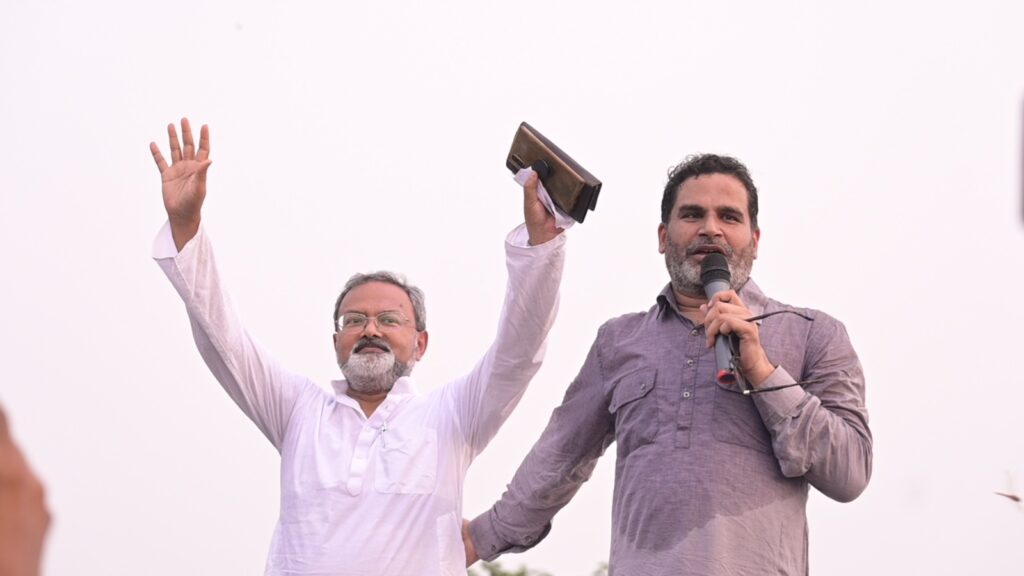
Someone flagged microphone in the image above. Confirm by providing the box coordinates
[700,253,737,385]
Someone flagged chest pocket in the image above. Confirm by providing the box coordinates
[608,368,658,455]
[711,381,772,454]
[375,426,438,494]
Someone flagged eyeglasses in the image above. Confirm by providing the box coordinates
[336,311,411,332]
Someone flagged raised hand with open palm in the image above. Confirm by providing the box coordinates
[150,118,212,251]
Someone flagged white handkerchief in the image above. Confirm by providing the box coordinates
[514,168,576,229]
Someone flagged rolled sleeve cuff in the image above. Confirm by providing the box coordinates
[751,365,809,426]
[505,223,567,252]
[151,221,179,259]
[469,510,551,562]
[151,220,204,261]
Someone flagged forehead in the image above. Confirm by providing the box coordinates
[675,173,749,214]
[338,281,414,314]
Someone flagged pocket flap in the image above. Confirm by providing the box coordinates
[608,369,656,413]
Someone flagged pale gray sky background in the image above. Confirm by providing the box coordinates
[2,1,1024,574]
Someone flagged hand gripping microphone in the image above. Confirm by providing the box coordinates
[700,252,737,385]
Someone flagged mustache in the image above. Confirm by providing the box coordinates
[354,337,392,353]
[684,239,733,257]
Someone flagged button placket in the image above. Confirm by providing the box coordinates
[346,424,377,495]
[674,322,705,448]
[346,402,395,496]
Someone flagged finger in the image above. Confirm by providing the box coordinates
[196,124,211,161]
[711,301,754,326]
[707,317,737,347]
[709,300,740,316]
[522,170,540,203]
[702,304,715,346]
[706,319,720,347]
[196,159,213,183]
[711,291,732,305]
[713,290,746,309]
[181,118,195,161]
[730,293,744,307]
[167,123,182,163]
[717,317,735,336]
[704,310,720,346]
[149,142,169,173]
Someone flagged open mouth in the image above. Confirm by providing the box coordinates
[688,245,726,256]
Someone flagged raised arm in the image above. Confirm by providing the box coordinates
[446,169,566,455]
[521,170,563,246]
[150,119,311,449]
[150,118,211,251]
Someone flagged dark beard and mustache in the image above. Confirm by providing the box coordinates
[340,337,416,394]
[664,236,756,296]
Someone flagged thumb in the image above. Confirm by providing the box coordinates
[196,159,213,180]
[524,170,540,197]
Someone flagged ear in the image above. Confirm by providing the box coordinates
[657,222,667,254]
[415,330,429,360]
[752,228,761,260]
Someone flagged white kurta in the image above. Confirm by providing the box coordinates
[154,222,565,575]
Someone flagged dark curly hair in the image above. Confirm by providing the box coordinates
[660,154,759,230]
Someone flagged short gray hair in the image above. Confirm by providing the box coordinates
[333,271,427,332]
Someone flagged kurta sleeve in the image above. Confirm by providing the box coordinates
[153,222,313,450]
[752,313,873,502]
[444,224,567,457]
[469,326,615,560]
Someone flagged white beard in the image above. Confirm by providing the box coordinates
[341,350,414,395]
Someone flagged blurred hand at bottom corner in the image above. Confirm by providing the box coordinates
[0,405,50,576]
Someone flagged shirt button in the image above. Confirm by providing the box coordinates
[640,383,647,391]
[686,359,695,367]
[682,391,692,399]
[691,328,699,336]
[525,536,534,543]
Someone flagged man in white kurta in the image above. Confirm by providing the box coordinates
[150,118,565,575]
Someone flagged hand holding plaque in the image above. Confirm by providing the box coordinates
[506,122,602,223]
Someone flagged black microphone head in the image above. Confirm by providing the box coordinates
[699,252,731,287]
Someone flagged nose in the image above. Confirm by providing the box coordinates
[699,215,723,237]
[361,317,384,337]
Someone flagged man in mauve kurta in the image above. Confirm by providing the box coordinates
[467,153,872,575]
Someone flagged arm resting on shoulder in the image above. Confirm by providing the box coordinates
[469,332,614,561]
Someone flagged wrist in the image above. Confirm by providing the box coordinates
[168,212,200,229]
[168,216,201,252]
[745,354,776,388]
[527,226,562,247]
